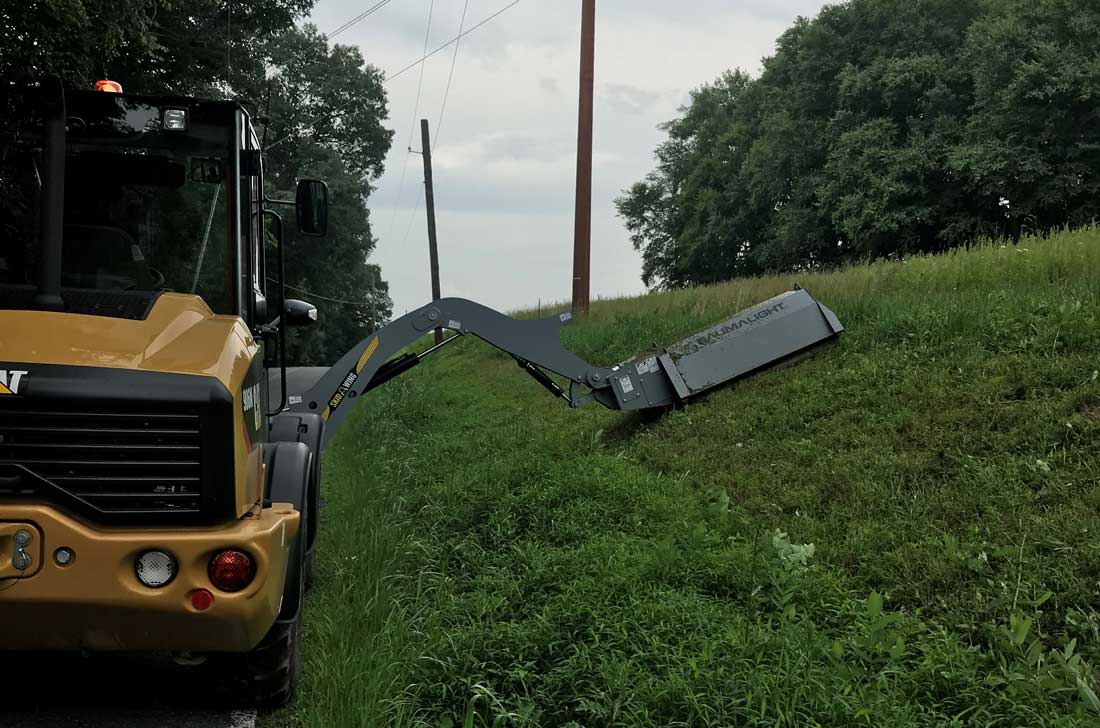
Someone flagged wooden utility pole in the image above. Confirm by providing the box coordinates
[571,0,595,315]
[421,118,443,344]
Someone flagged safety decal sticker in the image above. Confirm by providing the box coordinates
[323,336,380,421]
[325,366,359,420]
[242,382,262,430]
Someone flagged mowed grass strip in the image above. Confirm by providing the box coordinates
[266,230,1100,727]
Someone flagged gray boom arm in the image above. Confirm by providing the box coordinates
[289,289,843,447]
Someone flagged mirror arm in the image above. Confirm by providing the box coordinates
[258,315,281,333]
[264,196,294,207]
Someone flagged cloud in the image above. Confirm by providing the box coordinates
[600,82,661,115]
[478,130,573,164]
[538,75,561,96]
[596,0,825,26]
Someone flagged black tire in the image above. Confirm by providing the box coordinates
[215,600,302,712]
[304,464,321,592]
[220,523,306,711]
[240,611,302,712]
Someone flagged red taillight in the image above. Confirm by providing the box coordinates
[208,549,255,592]
[191,589,214,611]
[94,79,123,93]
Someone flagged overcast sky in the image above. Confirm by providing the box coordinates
[305,0,829,315]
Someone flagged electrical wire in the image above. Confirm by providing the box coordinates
[268,278,376,307]
[385,0,437,243]
[396,0,470,251]
[266,0,511,310]
[386,0,523,84]
[268,0,517,306]
[434,0,470,144]
[277,0,397,99]
[399,187,424,249]
[266,0,525,150]
[328,0,397,39]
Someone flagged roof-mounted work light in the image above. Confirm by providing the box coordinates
[162,108,188,131]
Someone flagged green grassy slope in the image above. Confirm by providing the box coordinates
[268,230,1100,727]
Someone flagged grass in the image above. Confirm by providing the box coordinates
[265,229,1100,727]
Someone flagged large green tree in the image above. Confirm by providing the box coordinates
[262,26,394,365]
[952,0,1100,239]
[0,0,309,95]
[619,0,1100,289]
[618,72,758,288]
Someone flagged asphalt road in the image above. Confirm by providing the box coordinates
[5,708,256,728]
[269,366,329,412]
[2,652,256,727]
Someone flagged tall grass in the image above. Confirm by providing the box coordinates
[266,229,1100,727]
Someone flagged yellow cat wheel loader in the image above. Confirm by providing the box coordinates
[0,76,843,709]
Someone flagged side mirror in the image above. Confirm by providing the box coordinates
[284,299,318,327]
[295,179,329,237]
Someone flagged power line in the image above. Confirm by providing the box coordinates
[386,0,523,85]
[266,0,525,150]
[397,0,470,254]
[394,0,515,248]
[269,278,376,307]
[277,0,396,102]
[406,0,438,155]
[434,0,471,144]
[385,0,437,243]
[400,187,424,250]
[328,0,397,39]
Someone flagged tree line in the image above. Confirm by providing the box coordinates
[617,0,1100,289]
[0,0,394,364]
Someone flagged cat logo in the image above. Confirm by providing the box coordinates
[0,370,27,396]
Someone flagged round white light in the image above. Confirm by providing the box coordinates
[135,550,177,588]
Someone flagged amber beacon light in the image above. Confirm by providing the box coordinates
[93,79,123,93]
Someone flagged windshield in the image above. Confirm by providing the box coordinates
[0,93,235,314]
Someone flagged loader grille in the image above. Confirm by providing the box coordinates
[0,403,205,515]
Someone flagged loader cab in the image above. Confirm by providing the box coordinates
[0,81,325,328]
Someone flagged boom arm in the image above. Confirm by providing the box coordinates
[289,289,843,447]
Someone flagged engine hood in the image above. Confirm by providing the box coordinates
[0,293,256,390]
